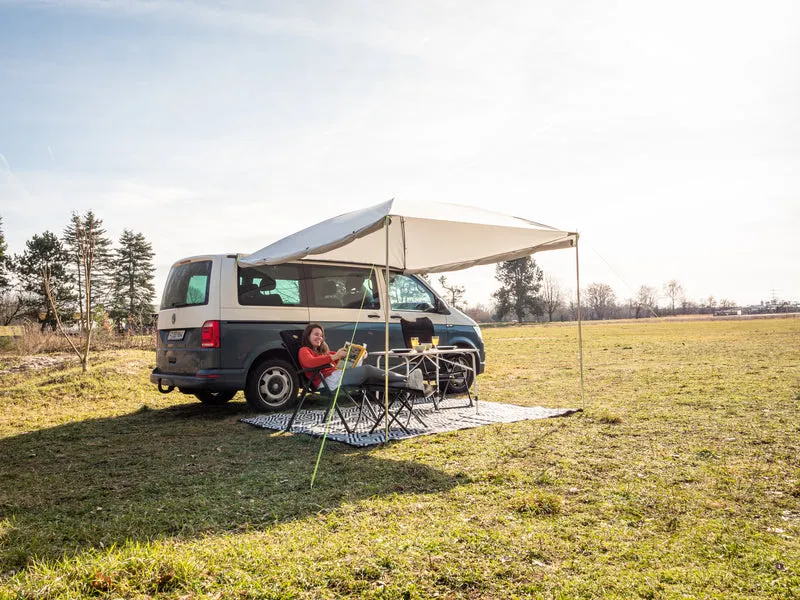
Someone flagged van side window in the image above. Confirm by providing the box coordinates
[161,260,212,309]
[388,273,435,312]
[307,265,380,309]
[238,264,304,306]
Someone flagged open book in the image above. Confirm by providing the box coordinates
[339,342,367,369]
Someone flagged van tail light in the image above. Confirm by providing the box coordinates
[201,320,220,348]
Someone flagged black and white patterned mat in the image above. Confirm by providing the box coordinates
[241,398,579,447]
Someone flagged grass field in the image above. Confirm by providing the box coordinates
[0,318,798,599]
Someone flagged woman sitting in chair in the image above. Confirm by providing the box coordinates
[299,323,426,392]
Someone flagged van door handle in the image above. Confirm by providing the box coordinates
[367,313,381,318]
[390,315,402,319]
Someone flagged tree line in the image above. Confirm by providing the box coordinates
[0,212,757,336]
[0,212,156,334]
[450,257,743,324]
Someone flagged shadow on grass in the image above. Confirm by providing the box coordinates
[0,400,466,570]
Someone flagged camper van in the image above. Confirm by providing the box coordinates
[150,254,485,411]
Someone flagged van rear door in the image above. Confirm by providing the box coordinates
[156,257,220,375]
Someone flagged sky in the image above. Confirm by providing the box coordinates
[1,0,798,309]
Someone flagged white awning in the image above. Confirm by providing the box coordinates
[240,198,577,273]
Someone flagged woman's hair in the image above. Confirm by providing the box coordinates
[301,323,329,355]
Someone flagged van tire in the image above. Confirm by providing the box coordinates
[440,352,475,395]
[194,391,236,405]
[245,358,298,412]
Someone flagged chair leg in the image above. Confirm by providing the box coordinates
[369,390,425,435]
[402,391,428,428]
[369,394,402,434]
[320,390,355,434]
[285,383,313,432]
[351,390,378,430]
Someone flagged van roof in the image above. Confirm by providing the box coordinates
[170,254,395,270]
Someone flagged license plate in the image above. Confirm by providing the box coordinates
[167,329,185,341]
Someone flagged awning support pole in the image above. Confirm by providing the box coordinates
[575,235,585,410]
[384,217,391,441]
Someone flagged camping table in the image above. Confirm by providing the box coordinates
[373,346,480,410]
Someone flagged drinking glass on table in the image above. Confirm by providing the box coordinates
[410,337,419,349]
[431,335,440,347]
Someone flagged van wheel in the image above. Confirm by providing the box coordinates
[245,358,298,412]
[194,391,236,405]
[440,353,475,395]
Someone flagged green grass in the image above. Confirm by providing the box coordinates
[0,319,798,599]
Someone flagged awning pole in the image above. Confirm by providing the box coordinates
[575,235,585,410]
[384,217,390,441]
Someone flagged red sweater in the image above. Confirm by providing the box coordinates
[298,347,338,388]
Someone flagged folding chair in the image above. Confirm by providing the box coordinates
[399,317,473,408]
[281,330,379,433]
[368,387,428,434]
[400,316,435,347]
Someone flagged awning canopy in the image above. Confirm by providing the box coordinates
[239,198,577,273]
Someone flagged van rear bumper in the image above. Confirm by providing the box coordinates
[150,368,246,392]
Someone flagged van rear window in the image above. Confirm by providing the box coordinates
[161,260,212,309]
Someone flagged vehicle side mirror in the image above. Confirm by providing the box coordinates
[435,298,451,315]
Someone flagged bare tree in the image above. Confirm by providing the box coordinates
[585,282,616,320]
[41,265,86,369]
[437,275,466,310]
[0,288,26,326]
[664,280,684,315]
[462,302,494,323]
[565,287,580,321]
[635,285,659,318]
[541,275,563,322]
[42,217,100,372]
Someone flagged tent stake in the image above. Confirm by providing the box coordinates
[575,235,585,410]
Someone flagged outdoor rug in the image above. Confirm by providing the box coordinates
[241,398,579,447]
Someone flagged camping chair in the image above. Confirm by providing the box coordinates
[399,317,473,408]
[281,330,380,433]
[368,386,428,434]
[400,316,435,347]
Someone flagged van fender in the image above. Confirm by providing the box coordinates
[243,345,296,379]
[445,336,478,351]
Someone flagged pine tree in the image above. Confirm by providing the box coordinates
[492,257,544,322]
[15,231,76,330]
[62,210,114,331]
[0,216,9,292]
[111,229,156,331]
